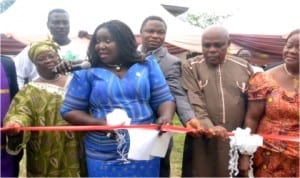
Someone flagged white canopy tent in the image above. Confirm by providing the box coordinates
[0,0,203,52]
[2,0,298,55]
[222,0,300,35]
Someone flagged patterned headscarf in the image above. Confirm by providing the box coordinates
[28,37,60,61]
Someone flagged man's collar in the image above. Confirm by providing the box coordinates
[137,45,164,56]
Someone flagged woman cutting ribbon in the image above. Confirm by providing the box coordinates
[3,38,86,177]
[239,29,299,177]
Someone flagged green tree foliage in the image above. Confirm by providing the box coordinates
[183,12,231,29]
[0,0,15,14]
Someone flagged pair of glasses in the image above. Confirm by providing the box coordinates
[202,42,225,49]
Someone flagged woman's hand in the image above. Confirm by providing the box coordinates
[52,60,73,74]
[4,121,22,136]
[156,116,173,136]
[156,116,172,126]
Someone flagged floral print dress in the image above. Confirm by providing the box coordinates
[248,72,299,177]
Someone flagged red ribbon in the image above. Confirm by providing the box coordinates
[1,124,298,143]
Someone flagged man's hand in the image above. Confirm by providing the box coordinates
[185,118,204,137]
[207,125,228,140]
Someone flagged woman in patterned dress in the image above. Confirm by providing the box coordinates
[60,20,175,177]
[239,29,299,177]
[3,38,86,177]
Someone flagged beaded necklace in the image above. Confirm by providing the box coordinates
[105,63,123,71]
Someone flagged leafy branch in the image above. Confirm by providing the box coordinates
[183,12,232,29]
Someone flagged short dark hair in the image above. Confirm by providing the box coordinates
[88,20,143,67]
[47,8,69,22]
[140,15,167,33]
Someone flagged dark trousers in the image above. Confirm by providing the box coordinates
[159,138,173,177]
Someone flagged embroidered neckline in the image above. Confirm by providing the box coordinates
[39,74,61,82]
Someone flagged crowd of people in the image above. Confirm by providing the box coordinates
[1,7,299,178]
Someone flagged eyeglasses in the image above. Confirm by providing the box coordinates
[202,42,226,49]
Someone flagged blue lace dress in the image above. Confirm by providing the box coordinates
[61,56,174,177]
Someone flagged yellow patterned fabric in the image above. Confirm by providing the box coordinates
[28,37,60,61]
[4,82,86,177]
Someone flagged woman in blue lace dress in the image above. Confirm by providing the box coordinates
[60,20,175,177]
